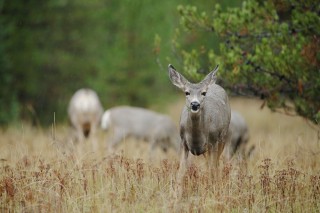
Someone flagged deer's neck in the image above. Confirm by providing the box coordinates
[188,111,205,137]
[186,110,207,155]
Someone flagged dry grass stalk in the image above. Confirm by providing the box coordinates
[0,98,319,212]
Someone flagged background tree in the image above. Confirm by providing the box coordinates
[1,0,210,126]
[170,0,320,124]
[0,0,103,125]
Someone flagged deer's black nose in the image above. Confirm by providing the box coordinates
[191,102,200,111]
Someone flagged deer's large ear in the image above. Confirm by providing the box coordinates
[168,64,188,90]
[201,65,219,86]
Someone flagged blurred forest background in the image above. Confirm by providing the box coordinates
[0,0,319,126]
[0,0,241,126]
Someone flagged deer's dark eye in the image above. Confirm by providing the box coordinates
[185,91,190,96]
[201,92,207,96]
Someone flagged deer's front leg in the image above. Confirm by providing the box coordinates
[205,141,224,180]
[175,141,189,198]
[178,142,189,179]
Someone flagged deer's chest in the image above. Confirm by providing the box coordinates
[185,129,208,155]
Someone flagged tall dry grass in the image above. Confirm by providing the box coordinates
[0,98,319,212]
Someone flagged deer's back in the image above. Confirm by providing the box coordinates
[205,84,231,131]
[109,106,166,138]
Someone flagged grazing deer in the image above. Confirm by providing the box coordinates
[68,88,103,150]
[101,106,179,155]
[224,111,250,160]
[168,64,231,178]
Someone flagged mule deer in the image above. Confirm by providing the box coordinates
[168,64,231,178]
[101,106,179,155]
[224,111,250,160]
[68,88,103,150]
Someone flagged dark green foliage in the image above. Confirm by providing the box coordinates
[0,0,96,125]
[171,0,320,124]
[3,0,317,126]
[0,0,201,125]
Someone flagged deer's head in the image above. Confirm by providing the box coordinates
[168,64,219,114]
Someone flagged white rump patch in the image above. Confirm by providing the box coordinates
[101,110,111,130]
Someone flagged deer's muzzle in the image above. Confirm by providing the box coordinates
[190,102,200,112]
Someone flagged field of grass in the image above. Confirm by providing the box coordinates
[0,98,319,212]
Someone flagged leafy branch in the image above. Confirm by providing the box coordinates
[172,0,320,124]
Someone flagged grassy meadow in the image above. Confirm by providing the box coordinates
[0,98,319,212]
